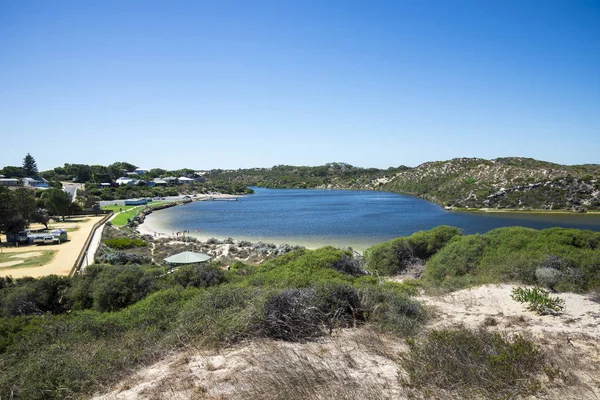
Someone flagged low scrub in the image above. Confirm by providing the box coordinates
[400,328,547,399]
[511,286,565,315]
[364,226,461,276]
[104,237,147,249]
[423,227,600,292]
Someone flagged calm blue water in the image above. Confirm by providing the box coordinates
[145,188,600,250]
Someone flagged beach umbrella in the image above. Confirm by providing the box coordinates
[164,251,212,264]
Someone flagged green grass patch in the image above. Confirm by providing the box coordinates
[0,251,56,270]
[110,207,141,226]
[100,205,138,213]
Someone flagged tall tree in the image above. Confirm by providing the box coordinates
[42,189,71,221]
[22,154,38,177]
[12,188,37,220]
[0,188,27,233]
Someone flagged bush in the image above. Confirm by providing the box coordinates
[535,267,562,289]
[358,285,425,335]
[262,283,360,341]
[511,286,565,315]
[365,226,461,276]
[172,264,226,288]
[98,251,150,265]
[400,328,546,398]
[104,237,147,249]
[422,227,600,292]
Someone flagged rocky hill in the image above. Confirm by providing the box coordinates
[379,157,600,211]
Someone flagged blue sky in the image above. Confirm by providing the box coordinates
[1,0,599,171]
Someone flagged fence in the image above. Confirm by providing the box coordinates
[69,212,113,276]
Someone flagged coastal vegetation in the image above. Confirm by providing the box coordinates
[0,247,424,399]
[0,225,597,398]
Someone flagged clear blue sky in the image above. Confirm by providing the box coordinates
[1,0,599,171]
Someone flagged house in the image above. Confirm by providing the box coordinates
[116,177,138,186]
[100,183,112,188]
[162,177,178,185]
[178,176,195,184]
[22,177,49,188]
[0,178,19,187]
[135,168,149,175]
[153,178,168,186]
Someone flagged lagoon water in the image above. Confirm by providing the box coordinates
[144,188,600,250]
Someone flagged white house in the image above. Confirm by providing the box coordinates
[178,177,195,184]
[116,177,138,186]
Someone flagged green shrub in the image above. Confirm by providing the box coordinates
[104,237,147,249]
[365,226,461,276]
[248,247,355,288]
[423,227,600,292]
[172,263,226,288]
[358,286,425,335]
[511,287,565,315]
[400,328,546,398]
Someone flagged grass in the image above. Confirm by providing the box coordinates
[0,250,56,270]
[400,328,548,399]
[103,201,175,227]
[110,207,142,226]
[101,204,138,213]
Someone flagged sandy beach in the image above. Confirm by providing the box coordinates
[0,216,105,278]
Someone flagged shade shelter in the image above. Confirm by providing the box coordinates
[164,251,212,265]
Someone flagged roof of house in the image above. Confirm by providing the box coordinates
[164,251,212,264]
[178,176,194,181]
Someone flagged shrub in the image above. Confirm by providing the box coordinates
[400,328,546,398]
[172,264,226,288]
[104,237,147,249]
[358,286,425,335]
[422,227,600,292]
[365,226,461,276]
[175,286,265,347]
[511,287,565,315]
[262,283,361,341]
[98,251,150,265]
[535,267,562,289]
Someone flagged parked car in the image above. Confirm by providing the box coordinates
[41,236,60,245]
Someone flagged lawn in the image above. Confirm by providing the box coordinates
[105,201,175,227]
[0,250,56,271]
[110,207,142,227]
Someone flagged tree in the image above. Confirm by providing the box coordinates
[30,210,50,229]
[0,166,25,178]
[42,188,71,221]
[22,154,38,177]
[12,188,36,221]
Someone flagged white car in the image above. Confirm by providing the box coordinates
[42,236,60,245]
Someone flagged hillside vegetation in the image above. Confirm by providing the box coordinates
[209,157,600,211]
[380,157,600,211]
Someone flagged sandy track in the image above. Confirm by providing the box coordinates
[0,216,105,278]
